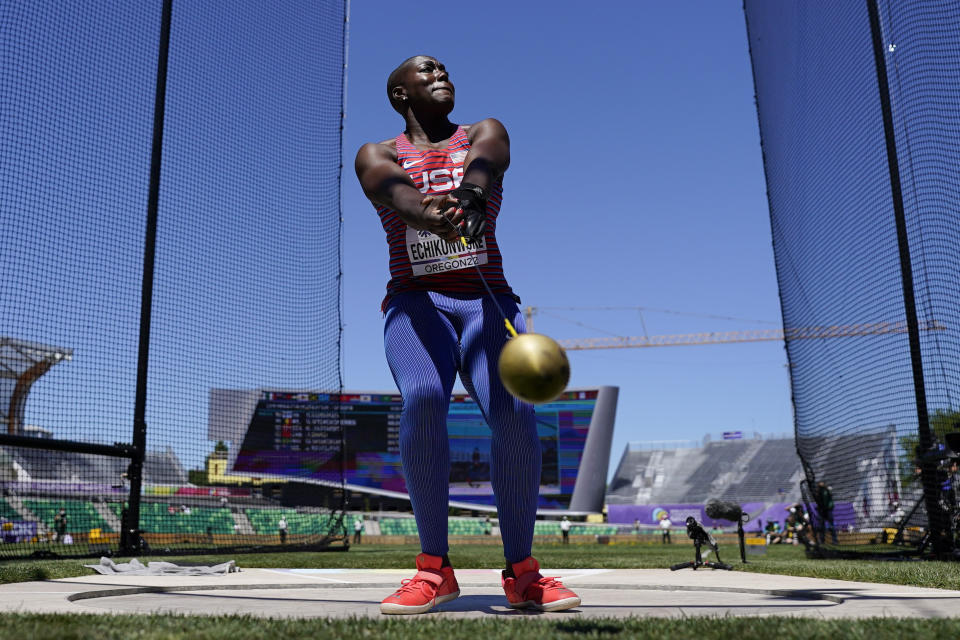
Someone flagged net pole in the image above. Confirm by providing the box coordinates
[866,0,949,557]
[123,0,173,555]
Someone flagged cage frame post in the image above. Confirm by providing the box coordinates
[122,0,174,556]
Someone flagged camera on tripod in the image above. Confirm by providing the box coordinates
[889,430,960,552]
[913,431,960,483]
[685,516,716,547]
[918,432,959,462]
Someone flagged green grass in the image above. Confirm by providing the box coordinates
[2,542,959,589]
[2,542,960,638]
[1,613,960,640]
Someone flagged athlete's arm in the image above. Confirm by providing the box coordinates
[461,118,510,190]
[355,141,463,241]
[450,119,510,242]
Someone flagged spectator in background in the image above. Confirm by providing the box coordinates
[354,517,364,544]
[278,516,287,544]
[53,509,67,543]
[181,505,191,516]
[765,520,782,545]
[814,480,838,545]
[785,504,809,545]
[483,515,493,536]
[659,514,672,544]
[560,517,571,545]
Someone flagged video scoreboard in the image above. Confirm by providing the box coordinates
[224,387,616,510]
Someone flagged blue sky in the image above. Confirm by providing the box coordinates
[5,1,793,480]
[340,1,793,476]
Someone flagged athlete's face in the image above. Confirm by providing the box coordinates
[399,57,455,111]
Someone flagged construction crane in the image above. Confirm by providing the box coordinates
[522,307,947,351]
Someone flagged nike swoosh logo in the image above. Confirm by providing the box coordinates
[402,158,423,169]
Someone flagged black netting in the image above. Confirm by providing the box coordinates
[1,0,347,558]
[745,0,959,556]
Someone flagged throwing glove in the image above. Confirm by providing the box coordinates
[450,182,488,243]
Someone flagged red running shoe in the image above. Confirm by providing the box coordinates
[501,556,581,612]
[380,553,460,615]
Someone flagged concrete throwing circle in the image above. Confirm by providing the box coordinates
[68,583,840,619]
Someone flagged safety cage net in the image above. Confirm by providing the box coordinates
[0,0,348,559]
[744,0,960,557]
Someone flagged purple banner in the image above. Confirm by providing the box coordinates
[609,504,703,527]
[804,502,857,530]
[610,503,768,528]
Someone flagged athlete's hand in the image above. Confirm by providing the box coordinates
[420,194,464,242]
[458,206,486,244]
[450,182,487,244]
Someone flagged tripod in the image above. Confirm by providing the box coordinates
[735,514,749,563]
[890,494,924,547]
[670,536,732,571]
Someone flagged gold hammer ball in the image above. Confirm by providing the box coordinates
[498,333,570,404]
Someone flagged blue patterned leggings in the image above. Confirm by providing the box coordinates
[383,291,540,563]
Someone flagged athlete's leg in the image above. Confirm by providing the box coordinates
[458,294,540,564]
[384,292,459,558]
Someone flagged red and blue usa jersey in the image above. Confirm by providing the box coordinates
[375,125,514,309]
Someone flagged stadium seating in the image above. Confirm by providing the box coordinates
[680,441,755,503]
[796,430,908,528]
[111,503,233,535]
[246,508,297,534]
[533,521,561,536]
[245,508,333,535]
[0,498,20,521]
[606,438,804,505]
[24,499,114,533]
[447,518,486,535]
[376,518,485,536]
[720,439,802,501]
[798,432,897,501]
[606,449,655,499]
[290,516,618,538]
[9,447,186,484]
[571,525,618,536]
[379,518,419,536]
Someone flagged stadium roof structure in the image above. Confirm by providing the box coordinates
[0,337,73,435]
